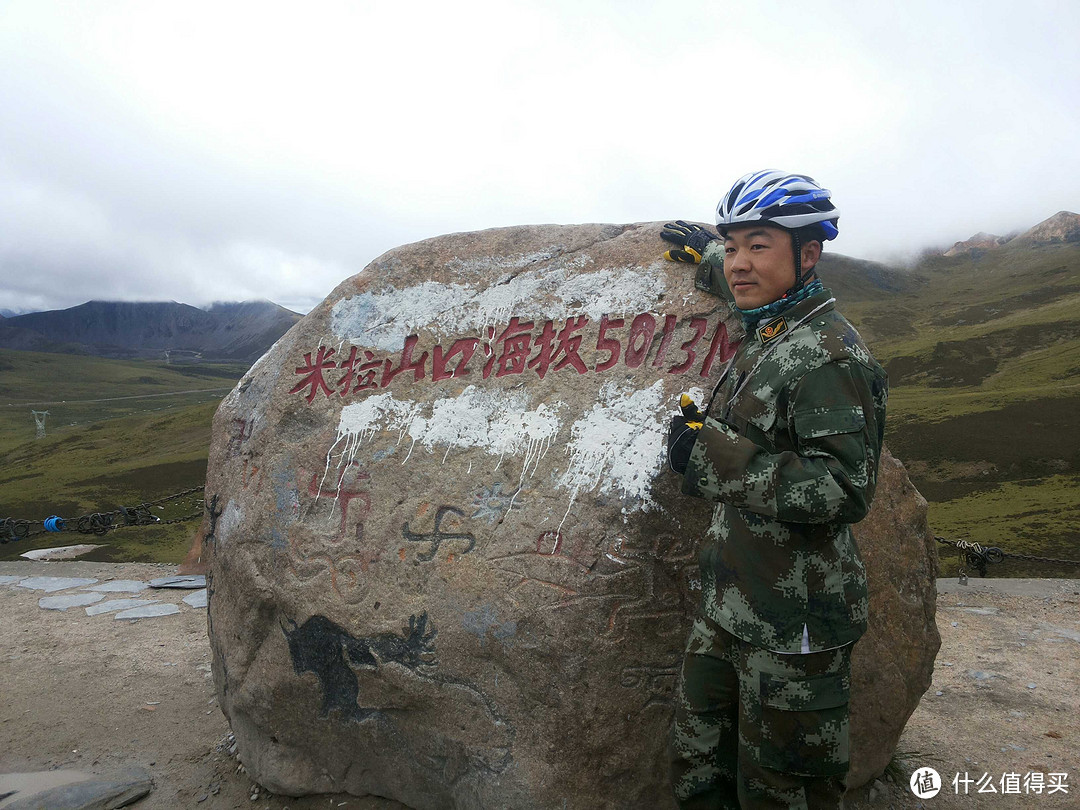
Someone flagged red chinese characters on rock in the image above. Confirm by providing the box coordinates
[291,313,738,403]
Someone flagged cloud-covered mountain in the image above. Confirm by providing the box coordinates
[0,300,301,362]
[943,211,1080,256]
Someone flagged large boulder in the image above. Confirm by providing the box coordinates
[849,447,941,787]
[203,223,939,809]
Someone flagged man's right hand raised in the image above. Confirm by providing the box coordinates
[660,220,718,264]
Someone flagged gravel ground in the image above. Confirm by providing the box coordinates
[2,561,1077,809]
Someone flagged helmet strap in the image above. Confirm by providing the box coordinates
[788,229,804,297]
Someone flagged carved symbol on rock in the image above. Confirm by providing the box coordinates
[227,418,254,458]
[241,456,263,491]
[286,463,377,602]
[308,462,372,545]
[280,612,514,772]
[402,506,476,562]
[204,494,222,544]
[470,483,518,524]
[489,532,698,640]
[619,660,681,711]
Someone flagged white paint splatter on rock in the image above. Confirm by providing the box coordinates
[330,380,673,521]
[329,262,667,351]
[331,387,560,488]
[557,381,668,517]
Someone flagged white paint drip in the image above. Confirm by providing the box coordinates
[328,388,561,511]
[329,261,667,350]
[331,394,417,471]
[556,381,668,528]
[327,381,672,525]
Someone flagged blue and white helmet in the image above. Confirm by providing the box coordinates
[716,170,839,241]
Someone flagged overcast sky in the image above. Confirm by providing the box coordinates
[1,0,1077,314]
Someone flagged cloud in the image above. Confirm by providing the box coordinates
[0,0,1077,312]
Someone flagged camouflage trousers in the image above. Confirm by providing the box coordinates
[670,615,853,809]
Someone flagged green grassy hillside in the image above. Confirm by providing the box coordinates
[0,349,243,562]
[831,238,1080,579]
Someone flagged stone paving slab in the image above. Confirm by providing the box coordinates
[114,603,181,620]
[0,563,209,622]
[38,592,105,611]
[0,766,152,810]
[81,579,149,593]
[1039,621,1080,643]
[85,598,160,616]
[15,576,98,593]
[148,575,205,589]
[18,544,103,562]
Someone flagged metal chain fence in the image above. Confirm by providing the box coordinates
[934,535,1080,583]
[1,486,207,543]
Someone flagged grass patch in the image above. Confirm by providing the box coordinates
[0,352,239,563]
[929,474,1080,579]
[0,349,244,455]
[887,396,1080,475]
[0,402,214,563]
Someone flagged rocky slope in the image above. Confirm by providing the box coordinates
[941,211,1079,258]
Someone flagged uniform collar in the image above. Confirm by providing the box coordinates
[753,287,835,346]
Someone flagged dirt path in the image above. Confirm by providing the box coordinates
[2,562,1077,809]
[0,560,402,810]
[848,577,1080,809]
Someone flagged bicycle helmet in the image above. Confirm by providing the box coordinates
[716,170,840,293]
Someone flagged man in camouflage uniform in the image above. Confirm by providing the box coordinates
[662,170,888,809]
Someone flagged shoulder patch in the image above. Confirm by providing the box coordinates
[757,316,788,345]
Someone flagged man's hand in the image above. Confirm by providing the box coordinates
[661,221,718,264]
[679,393,704,424]
[668,415,701,474]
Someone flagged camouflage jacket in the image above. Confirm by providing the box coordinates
[682,244,888,652]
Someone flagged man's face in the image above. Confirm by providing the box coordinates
[722,225,797,309]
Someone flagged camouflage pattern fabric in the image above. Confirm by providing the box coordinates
[680,283,888,653]
[671,616,851,809]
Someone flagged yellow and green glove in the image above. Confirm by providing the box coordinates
[661,220,718,264]
[668,394,705,474]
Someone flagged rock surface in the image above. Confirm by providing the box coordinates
[942,231,1007,257]
[0,767,152,810]
[203,223,939,809]
[848,448,942,787]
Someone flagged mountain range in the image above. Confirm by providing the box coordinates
[0,300,301,362]
[1,211,1077,364]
